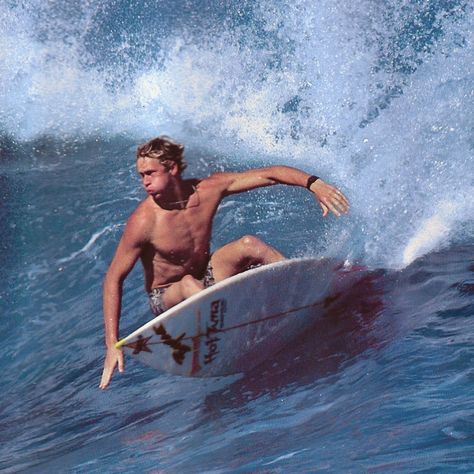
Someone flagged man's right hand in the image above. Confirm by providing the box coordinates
[99,345,124,390]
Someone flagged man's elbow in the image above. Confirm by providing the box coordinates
[103,268,126,291]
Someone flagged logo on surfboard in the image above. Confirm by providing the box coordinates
[153,324,191,365]
[124,324,191,365]
[204,299,227,365]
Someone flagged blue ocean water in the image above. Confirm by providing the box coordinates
[1,0,473,472]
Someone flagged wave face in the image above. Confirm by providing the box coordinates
[1,0,473,267]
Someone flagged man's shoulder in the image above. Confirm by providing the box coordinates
[130,197,153,217]
[124,199,155,238]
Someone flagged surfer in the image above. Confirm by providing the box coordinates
[99,136,349,389]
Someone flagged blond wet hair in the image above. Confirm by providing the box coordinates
[136,136,187,174]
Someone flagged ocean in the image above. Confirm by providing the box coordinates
[1,0,473,472]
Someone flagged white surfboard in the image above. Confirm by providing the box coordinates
[116,258,365,377]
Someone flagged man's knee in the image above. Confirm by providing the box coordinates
[239,235,264,250]
[237,234,285,263]
[180,274,203,297]
[162,275,203,309]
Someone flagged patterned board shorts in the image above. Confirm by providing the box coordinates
[148,260,216,316]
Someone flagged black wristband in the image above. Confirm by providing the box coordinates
[306,175,319,190]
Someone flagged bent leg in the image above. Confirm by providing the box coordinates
[210,235,285,283]
[162,275,204,310]
[157,236,284,311]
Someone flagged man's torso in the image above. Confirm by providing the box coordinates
[137,176,225,290]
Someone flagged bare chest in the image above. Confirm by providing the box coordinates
[148,204,215,265]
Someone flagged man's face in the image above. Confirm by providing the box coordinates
[136,157,174,198]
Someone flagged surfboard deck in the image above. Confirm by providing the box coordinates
[116,257,365,377]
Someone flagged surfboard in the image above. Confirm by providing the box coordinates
[116,258,364,377]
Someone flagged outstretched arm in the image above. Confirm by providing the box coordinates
[99,214,145,390]
[218,165,349,217]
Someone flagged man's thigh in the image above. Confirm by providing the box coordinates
[211,236,285,283]
[209,240,246,283]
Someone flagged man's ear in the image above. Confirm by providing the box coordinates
[169,162,179,177]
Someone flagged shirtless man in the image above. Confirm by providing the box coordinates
[99,136,349,389]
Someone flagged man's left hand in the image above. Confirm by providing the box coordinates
[309,179,350,217]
